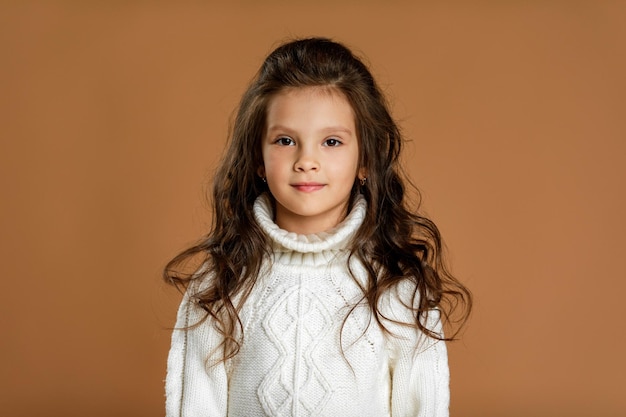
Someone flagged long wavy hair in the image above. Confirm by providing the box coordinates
[164,37,472,361]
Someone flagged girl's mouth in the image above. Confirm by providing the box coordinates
[291,183,325,192]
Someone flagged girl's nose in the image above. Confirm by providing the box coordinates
[294,148,319,172]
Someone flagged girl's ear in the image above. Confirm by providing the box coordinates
[357,167,368,181]
[257,166,266,178]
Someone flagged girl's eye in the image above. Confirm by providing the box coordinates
[324,138,342,147]
[275,137,295,146]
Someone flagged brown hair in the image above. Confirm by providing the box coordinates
[164,37,472,361]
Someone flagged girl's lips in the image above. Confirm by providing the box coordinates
[291,183,325,192]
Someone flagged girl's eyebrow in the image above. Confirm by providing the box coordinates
[266,125,296,135]
[320,126,354,136]
[267,125,354,136]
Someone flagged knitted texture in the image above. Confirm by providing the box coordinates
[165,194,450,417]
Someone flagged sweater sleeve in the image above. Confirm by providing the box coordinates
[384,284,450,417]
[165,288,228,417]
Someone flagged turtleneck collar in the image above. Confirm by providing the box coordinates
[253,194,367,266]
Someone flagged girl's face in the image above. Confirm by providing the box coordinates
[259,87,365,234]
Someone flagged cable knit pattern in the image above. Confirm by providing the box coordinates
[165,194,450,417]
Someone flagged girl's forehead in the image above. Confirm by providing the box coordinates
[265,87,355,129]
[272,85,348,102]
[266,86,355,122]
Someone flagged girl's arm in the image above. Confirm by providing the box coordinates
[165,287,228,417]
[384,283,450,417]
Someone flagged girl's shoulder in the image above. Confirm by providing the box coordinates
[378,278,420,322]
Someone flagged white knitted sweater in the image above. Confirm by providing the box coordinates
[165,194,450,417]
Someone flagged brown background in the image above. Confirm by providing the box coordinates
[1,1,625,416]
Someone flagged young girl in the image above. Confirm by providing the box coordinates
[164,37,471,417]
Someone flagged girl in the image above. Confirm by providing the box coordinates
[164,37,471,417]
